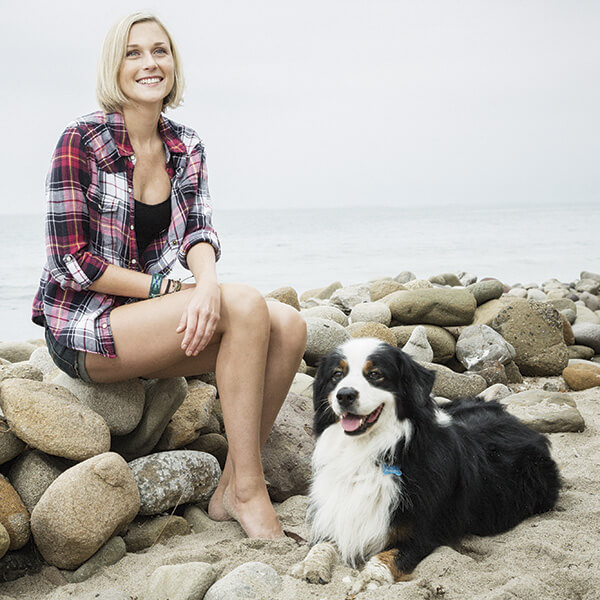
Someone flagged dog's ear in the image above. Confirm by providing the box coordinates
[312,354,340,436]
[396,347,436,406]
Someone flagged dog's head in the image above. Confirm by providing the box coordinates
[312,338,436,437]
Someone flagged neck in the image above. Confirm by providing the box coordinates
[121,103,163,150]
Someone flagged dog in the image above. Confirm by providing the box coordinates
[292,338,561,594]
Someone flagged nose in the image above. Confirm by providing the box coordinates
[336,387,358,410]
[142,51,158,69]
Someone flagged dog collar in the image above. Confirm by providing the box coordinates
[381,464,403,478]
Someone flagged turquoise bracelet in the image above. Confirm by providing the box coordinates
[149,273,164,298]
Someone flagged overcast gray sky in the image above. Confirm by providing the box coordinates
[2,0,599,214]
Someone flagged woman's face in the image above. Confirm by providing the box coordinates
[119,21,175,109]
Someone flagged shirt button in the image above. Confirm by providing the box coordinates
[130,224,135,230]
[131,259,137,265]
[171,240,178,247]
[128,187,133,194]
[101,323,107,329]
[64,256,72,262]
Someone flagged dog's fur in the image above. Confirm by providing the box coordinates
[305,338,561,586]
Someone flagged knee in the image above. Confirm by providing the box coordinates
[268,302,307,352]
[221,283,270,327]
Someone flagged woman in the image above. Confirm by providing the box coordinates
[32,12,307,540]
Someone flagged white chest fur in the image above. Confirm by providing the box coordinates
[308,419,411,567]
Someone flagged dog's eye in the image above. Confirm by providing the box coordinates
[367,370,383,381]
[332,370,344,381]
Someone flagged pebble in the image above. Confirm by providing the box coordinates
[401,326,434,362]
[204,561,282,600]
[0,416,25,464]
[500,390,585,433]
[329,284,370,312]
[0,362,43,383]
[369,279,406,302]
[527,288,548,302]
[562,362,600,391]
[567,345,596,360]
[185,433,229,469]
[123,515,190,552]
[303,317,351,366]
[52,374,145,436]
[571,322,600,353]
[157,380,216,450]
[0,524,9,560]
[429,272,462,286]
[300,281,342,302]
[574,304,600,324]
[575,278,600,295]
[129,450,221,516]
[403,278,434,289]
[0,379,110,461]
[8,450,65,513]
[395,271,416,284]
[479,383,512,402]
[265,286,300,310]
[383,288,477,326]
[391,325,456,363]
[455,324,516,370]
[424,362,487,400]
[346,322,397,345]
[506,287,527,298]
[0,342,37,363]
[0,475,29,550]
[458,272,478,286]
[467,279,505,305]
[349,302,392,326]
[112,377,187,460]
[30,452,140,570]
[579,291,600,312]
[300,305,348,326]
[145,562,217,600]
[183,505,214,533]
[66,536,126,583]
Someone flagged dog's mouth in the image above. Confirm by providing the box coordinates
[340,404,384,435]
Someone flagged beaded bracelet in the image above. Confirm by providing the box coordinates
[149,273,164,298]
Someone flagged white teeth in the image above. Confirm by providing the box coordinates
[138,77,161,84]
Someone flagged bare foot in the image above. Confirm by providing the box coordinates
[208,461,234,521]
[223,481,284,539]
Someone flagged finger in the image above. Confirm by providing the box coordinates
[187,309,210,355]
[182,311,199,354]
[176,311,187,335]
[193,313,219,354]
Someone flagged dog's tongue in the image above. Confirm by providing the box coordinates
[341,413,362,432]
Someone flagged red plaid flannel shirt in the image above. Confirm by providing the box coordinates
[32,111,220,357]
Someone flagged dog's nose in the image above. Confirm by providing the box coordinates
[336,387,358,410]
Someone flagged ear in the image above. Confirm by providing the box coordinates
[312,355,340,436]
[396,347,436,406]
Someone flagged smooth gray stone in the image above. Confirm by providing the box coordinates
[0,342,37,363]
[0,362,43,383]
[329,284,370,312]
[349,302,392,326]
[455,324,516,370]
[0,416,25,465]
[402,326,434,362]
[422,362,487,400]
[28,346,56,376]
[145,562,217,600]
[123,515,190,552]
[303,317,351,366]
[581,270,600,283]
[467,279,504,306]
[205,562,282,600]
[301,305,349,326]
[66,536,126,583]
[395,271,416,284]
[571,322,600,353]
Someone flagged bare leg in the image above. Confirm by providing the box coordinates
[208,301,307,521]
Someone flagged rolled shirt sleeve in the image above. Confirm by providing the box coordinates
[178,144,221,269]
[45,127,110,291]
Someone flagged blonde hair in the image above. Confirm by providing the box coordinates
[96,12,185,113]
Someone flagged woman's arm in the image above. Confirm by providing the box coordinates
[88,263,164,298]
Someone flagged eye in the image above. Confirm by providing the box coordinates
[126,49,140,58]
[367,370,383,381]
[331,370,344,382]
[154,47,169,55]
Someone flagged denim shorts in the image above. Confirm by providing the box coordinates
[44,326,93,383]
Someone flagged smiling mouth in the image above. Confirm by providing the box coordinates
[137,77,163,85]
[340,404,384,435]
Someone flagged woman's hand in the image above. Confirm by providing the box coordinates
[176,278,221,356]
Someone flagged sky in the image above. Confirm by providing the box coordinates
[1,0,599,214]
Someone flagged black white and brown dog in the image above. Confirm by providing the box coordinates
[292,338,561,594]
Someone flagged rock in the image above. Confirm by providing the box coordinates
[300,281,342,302]
[383,288,476,326]
[391,325,456,363]
[67,536,126,583]
[183,505,214,533]
[474,298,568,376]
[145,562,217,600]
[52,375,145,436]
[30,452,140,570]
[466,279,504,306]
[567,345,595,360]
[0,342,37,363]
[571,322,600,353]
[0,475,29,550]
[500,391,585,433]
[123,515,190,552]
[479,383,512,402]
[289,372,314,398]
[8,450,65,513]
[395,271,416,284]
[369,280,406,302]
[0,544,42,582]
[185,434,228,469]
[0,524,9,560]
[429,273,462,287]
[329,284,370,312]
[112,377,187,460]
[303,318,351,366]
[475,361,508,386]
[300,305,348,326]
[574,304,600,324]
[548,297,578,313]
[265,286,300,311]
[262,392,314,502]
[506,287,527,298]
[157,380,217,450]
[458,272,477,286]
[562,315,575,345]
[504,361,523,384]
[404,278,434,290]
[401,326,434,362]
[562,362,600,391]
[0,379,110,461]
[575,278,600,295]
[0,416,25,464]
[423,362,487,400]
[579,292,600,312]
[129,450,221,516]
[0,362,43,383]
[560,308,577,324]
[455,324,516,370]
[346,322,397,345]
[581,270,600,283]
[527,288,548,302]
[28,346,56,376]
[349,302,392,326]
[204,562,282,600]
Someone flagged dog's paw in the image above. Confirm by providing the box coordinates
[348,558,395,595]
[289,542,338,584]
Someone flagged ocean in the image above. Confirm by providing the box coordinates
[1,203,598,342]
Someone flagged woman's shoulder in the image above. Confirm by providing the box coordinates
[160,114,205,155]
[56,111,113,146]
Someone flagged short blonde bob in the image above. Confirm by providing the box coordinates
[97,12,185,113]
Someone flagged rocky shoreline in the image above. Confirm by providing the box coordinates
[0,269,599,600]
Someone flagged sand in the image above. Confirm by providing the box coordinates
[1,380,599,600]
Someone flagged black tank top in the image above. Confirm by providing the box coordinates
[134,198,172,255]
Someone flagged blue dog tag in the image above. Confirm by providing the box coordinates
[381,464,403,478]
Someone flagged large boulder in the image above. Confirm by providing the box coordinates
[383,288,476,326]
[30,452,140,569]
[455,324,516,371]
[474,298,568,376]
[262,392,314,502]
[0,379,110,461]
